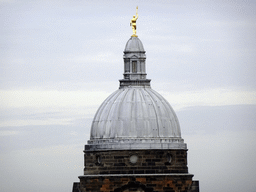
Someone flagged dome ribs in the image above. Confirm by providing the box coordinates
[143,88,160,137]
[135,88,147,137]
[105,89,128,138]
[139,88,155,137]
[152,90,181,137]
[90,87,183,141]
[148,89,181,137]
[115,88,130,137]
[90,89,123,139]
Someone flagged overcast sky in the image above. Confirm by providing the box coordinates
[0,0,256,192]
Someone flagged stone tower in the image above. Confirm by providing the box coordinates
[72,36,199,192]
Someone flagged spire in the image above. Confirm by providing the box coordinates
[119,36,151,88]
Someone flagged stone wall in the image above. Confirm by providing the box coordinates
[84,149,188,175]
[78,174,195,192]
[73,149,199,192]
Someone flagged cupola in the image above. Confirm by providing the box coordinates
[120,36,150,88]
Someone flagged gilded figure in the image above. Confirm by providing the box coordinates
[130,6,138,37]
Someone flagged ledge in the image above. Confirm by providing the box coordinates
[84,142,187,151]
[79,173,194,178]
[119,79,151,88]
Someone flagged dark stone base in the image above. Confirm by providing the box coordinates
[72,182,80,192]
[72,149,199,192]
[74,174,199,192]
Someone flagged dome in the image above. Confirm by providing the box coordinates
[91,87,181,139]
[85,36,186,151]
[86,87,186,151]
[124,36,145,52]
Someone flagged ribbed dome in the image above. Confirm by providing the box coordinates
[86,87,186,151]
[91,87,181,139]
[124,36,145,52]
[85,36,186,151]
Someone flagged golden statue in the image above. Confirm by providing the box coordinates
[130,6,138,37]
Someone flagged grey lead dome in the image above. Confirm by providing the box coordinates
[91,87,181,139]
[124,36,145,52]
[86,37,186,151]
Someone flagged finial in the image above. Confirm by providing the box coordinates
[130,6,138,37]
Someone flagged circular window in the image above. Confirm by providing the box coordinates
[129,155,138,164]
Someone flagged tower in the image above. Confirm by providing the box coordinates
[72,35,199,192]
[72,10,199,191]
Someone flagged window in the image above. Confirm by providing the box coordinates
[125,62,129,72]
[132,61,137,73]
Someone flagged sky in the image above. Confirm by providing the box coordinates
[0,0,256,192]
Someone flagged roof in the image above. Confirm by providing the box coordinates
[124,36,145,52]
[90,87,181,139]
[85,36,186,151]
[87,87,186,151]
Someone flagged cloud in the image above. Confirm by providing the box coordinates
[67,52,120,64]
[159,88,256,110]
[1,87,255,127]
[0,130,19,136]
[0,89,109,109]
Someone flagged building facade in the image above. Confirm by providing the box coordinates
[72,36,199,192]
